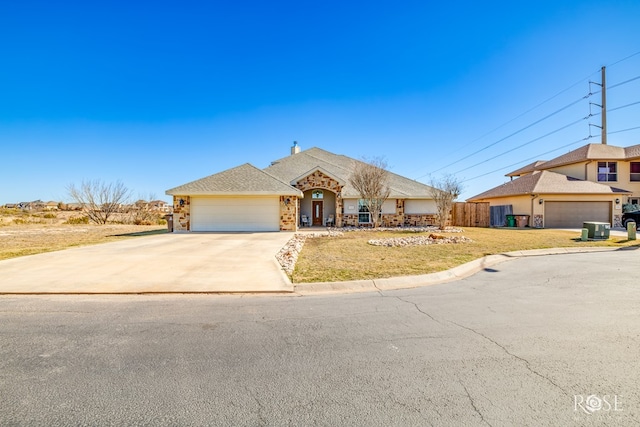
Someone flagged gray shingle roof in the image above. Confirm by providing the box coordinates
[166,147,436,198]
[166,163,302,196]
[507,143,640,176]
[468,170,631,201]
[506,160,548,177]
[264,147,436,198]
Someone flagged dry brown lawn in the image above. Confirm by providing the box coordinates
[0,224,167,261]
[292,227,640,283]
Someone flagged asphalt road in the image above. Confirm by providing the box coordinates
[1,250,639,426]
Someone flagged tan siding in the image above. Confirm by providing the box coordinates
[548,162,587,180]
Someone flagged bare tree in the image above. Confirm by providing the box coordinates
[67,180,130,224]
[349,157,391,228]
[430,175,463,230]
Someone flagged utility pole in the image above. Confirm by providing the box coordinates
[601,66,607,145]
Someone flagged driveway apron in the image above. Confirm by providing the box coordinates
[0,233,294,293]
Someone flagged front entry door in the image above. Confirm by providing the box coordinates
[312,201,323,226]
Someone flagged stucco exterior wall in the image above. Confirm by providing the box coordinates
[549,163,587,180]
[405,199,437,214]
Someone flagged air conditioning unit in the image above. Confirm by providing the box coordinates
[583,222,610,240]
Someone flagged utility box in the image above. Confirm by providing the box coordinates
[582,221,610,240]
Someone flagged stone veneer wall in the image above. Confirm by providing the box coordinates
[404,214,438,227]
[343,199,439,228]
[533,215,544,228]
[280,196,298,231]
[342,214,358,227]
[295,170,344,227]
[613,214,622,228]
[172,195,190,232]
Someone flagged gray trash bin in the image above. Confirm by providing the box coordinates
[165,214,173,232]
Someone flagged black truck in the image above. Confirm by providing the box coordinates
[622,211,640,227]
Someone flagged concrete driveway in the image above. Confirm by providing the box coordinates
[0,233,294,293]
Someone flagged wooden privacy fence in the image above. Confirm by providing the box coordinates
[451,202,490,227]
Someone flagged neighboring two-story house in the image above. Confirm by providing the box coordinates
[467,143,640,228]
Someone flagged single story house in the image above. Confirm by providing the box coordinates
[467,142,640,228]
[165,144,438,232]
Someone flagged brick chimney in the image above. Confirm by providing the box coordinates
[291,141,301,155]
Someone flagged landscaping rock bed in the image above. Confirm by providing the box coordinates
[368,234,473,247]
[277,227,467,275]
[336,226,464,233]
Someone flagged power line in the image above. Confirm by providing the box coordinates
[413,70,601,179]
[452,117,587,175]
[457,100,640,179]
[609,125,640,135]
[609,100,640,112]
[608,50,640,68]
[418,94,590,179]
[609,75,640,90]
[417,51,640,181]
[460,125,640,184]
[460,135,596,184]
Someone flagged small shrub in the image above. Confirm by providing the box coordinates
[64,216,90,225]
[13,218,27,225]
[157,218,167,225]
[43,213,57,219]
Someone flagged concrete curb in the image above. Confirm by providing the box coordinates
[294,247,621,295]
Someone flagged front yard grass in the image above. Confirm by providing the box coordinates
[292,228,640,283]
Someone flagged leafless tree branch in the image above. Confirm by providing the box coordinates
[67,180,131,224]
[430,174,463,230]
[349,157,391,228]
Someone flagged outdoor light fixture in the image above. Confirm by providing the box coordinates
[616,198,621,204]
[179,198,185,207]
[539,199,544,204]
[285,198,291,205]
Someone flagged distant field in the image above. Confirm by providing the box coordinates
[0,208,167,260]
[0,224,167,260]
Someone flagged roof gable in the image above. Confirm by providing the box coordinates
[291,167,346,186]
[166,163,302,196]
[265,146,437,198]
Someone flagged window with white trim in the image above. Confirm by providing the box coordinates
[597,161,617,182]
[630,162,640,182]
[358,199,371,224]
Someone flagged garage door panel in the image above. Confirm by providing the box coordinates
[545,201,611,228]
[191,197,280,232]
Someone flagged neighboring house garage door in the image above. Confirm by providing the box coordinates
[191,197,280,232]
[545,201,611,228]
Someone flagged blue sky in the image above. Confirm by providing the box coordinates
[2,0,640,204]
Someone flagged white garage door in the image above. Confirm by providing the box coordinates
[545,201,611,228]
[191,197,280,232]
